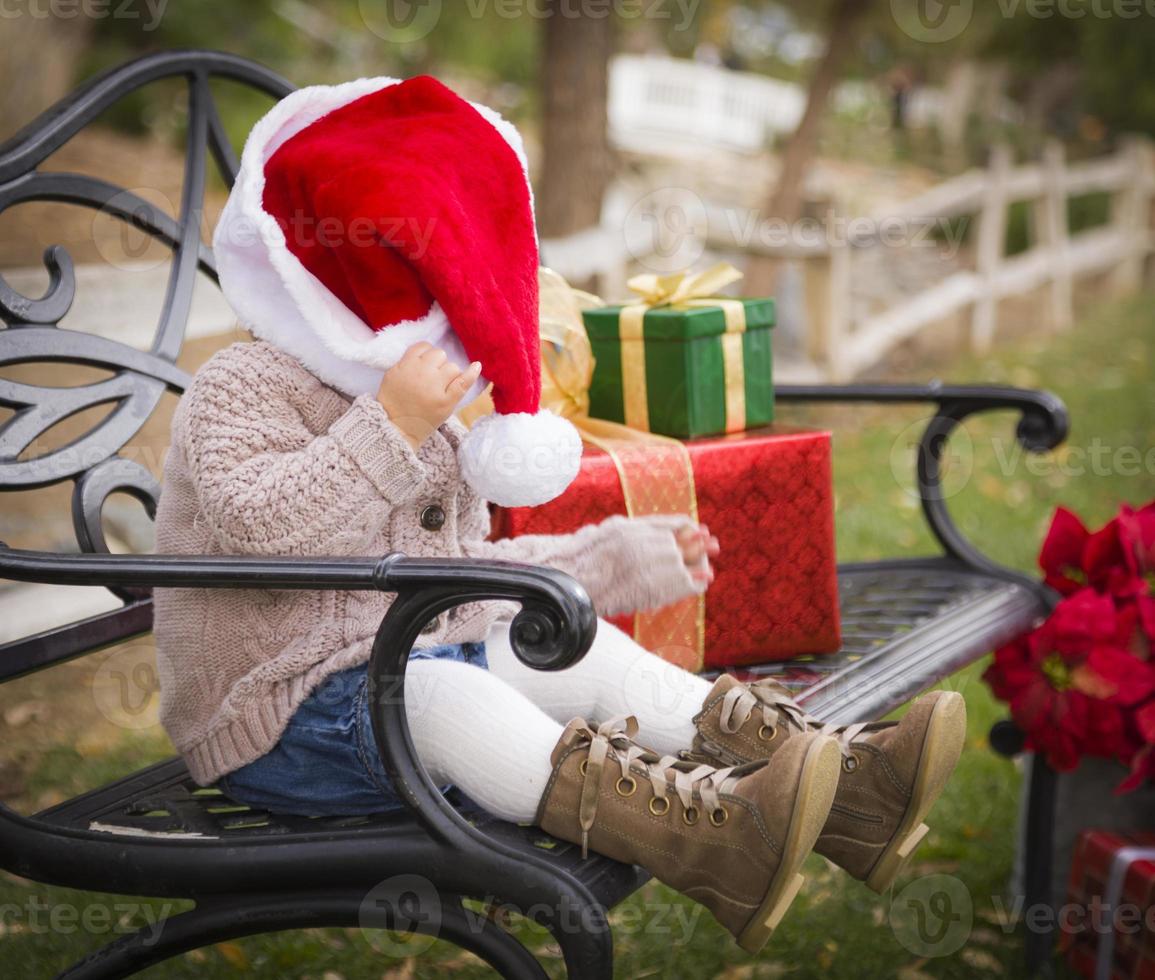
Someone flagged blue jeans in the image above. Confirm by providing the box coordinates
[218,642,488,816]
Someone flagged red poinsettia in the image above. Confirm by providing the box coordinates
[983,591,1147,770]
[1039,503,1154,597]
[987,500,1155,790]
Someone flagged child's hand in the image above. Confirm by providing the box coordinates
[676,522,720,586]
[376,342,483,449]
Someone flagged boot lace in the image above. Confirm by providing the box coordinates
[717,680,873,761]
[575,715,749,858]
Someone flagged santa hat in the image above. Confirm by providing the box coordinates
[212,75,580,507]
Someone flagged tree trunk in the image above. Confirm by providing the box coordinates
[537,3,613,239]
[746,0,871,295]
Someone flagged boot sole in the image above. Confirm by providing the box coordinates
[737,735,841,953]
[864,692,967,893]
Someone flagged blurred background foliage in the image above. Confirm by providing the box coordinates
[6,0,1155,258]
[10,0,1155,162]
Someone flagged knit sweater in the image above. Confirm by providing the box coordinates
[154,340,703,785]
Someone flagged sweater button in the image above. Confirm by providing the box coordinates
[419,504,446,531]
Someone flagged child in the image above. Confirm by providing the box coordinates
[154,76,965,953]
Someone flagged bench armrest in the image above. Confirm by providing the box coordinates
[776,381,1068,602]
[0,546,592,640]
[0,545,391,590]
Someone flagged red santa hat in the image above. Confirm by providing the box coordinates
[212,75,580,506]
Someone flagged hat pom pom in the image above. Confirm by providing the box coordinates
[459,410,581,507]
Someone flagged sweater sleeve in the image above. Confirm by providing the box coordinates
[178,352,426,556]
[462,514,706,617]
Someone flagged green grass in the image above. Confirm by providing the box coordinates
[3,294,1153,978]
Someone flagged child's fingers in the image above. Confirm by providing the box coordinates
[676,524,719,561]
[445,360,483,396]
[439,362,463,393]
[461,360,483,386]
[403,341,433,361]
[421,346,449,367]
[694,527,720,558]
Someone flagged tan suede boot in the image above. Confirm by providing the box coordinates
[537,716,841,953]
[689,676,966,893]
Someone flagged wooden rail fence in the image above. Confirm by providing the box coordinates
[543,138,1155,381]
[787,138,1155,379]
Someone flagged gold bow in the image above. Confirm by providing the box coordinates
[625,262,744,308]
[618,263,749,434]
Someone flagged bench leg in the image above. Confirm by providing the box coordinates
[55,891,550,980]
[1023,754,1059,978]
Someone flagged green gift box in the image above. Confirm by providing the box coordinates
[581,297,776,439]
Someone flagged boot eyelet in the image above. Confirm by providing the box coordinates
[579,759,589,776]
[842,753,860,773]
[757,724,777,742]
[648,797,670,817]
[682,805,700,826]
[615,776,637,797]
[709,806,729,827]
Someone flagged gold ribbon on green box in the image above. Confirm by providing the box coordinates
[617,262,752,434]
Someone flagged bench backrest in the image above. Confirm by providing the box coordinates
[0,51,294,677]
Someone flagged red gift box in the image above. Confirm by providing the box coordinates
[1064,830,1155,979]
[492,425,841,670]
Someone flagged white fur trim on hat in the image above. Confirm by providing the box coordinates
[459,410,581,506]
[212,76,533,400]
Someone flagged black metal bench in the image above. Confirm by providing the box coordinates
[0,51,1067,979]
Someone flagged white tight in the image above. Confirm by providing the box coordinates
[405,618,712,822]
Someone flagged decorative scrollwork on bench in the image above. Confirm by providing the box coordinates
[0,326,190,490]
[0,52,293,556]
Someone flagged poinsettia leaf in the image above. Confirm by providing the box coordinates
[1026,628,1053,663]
[1119,503,1155,578]
[1134,700,1155,743]
[1057,690,1090,736]
[1039,507,1090,595]
[985,648,1036,694]
[1078,646,1155,705]
[1011,683,1055,734]
[1030,729,1081,771]
[1112,603,1145,651]
[1117,768,1144,794]
[1048,591,1121,655]
[1085,517,1135,592]
[1087,701,1135,760]
[1137,595,1155,646]
[1116,744,1155,793]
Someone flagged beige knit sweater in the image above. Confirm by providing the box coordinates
[154,340,702,785]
